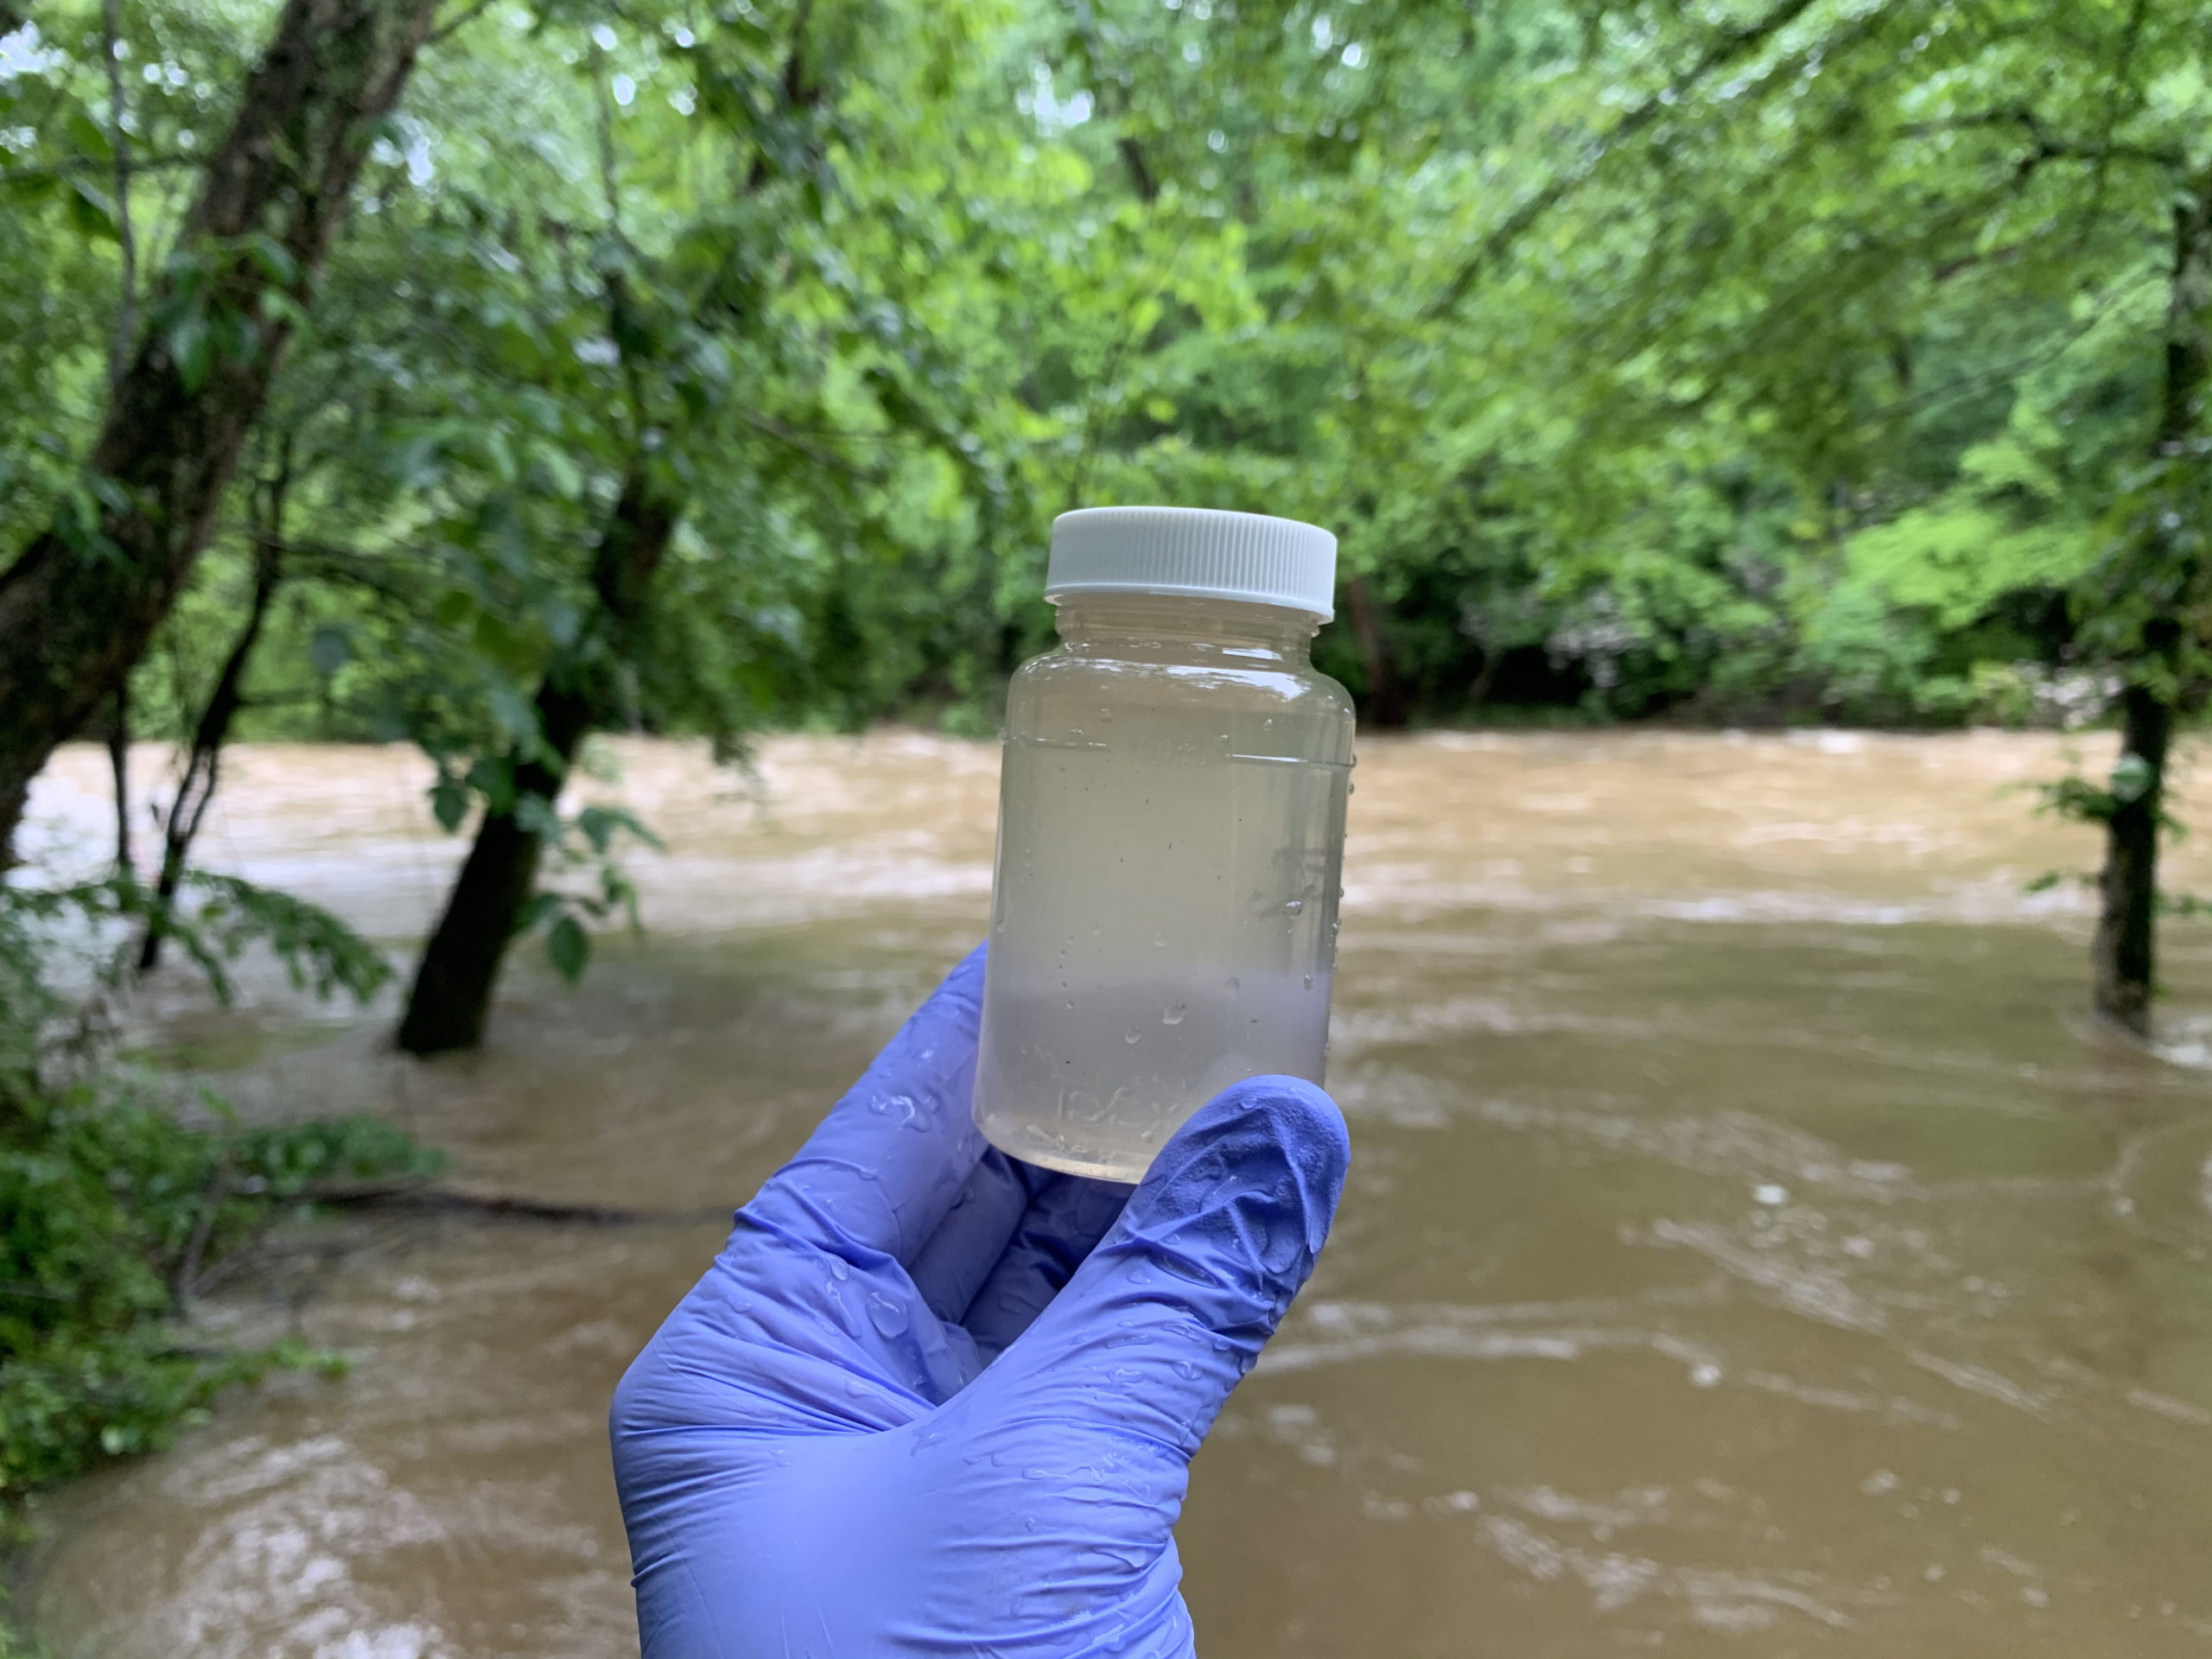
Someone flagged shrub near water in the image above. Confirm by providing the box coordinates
[0,887,436,1541]
[0,1093,438,1532]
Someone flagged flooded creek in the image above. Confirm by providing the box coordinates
[14,729,2212,1656]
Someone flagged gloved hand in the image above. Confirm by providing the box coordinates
[610,943,1350,1656]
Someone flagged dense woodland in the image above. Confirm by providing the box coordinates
[2,0,2210,1546]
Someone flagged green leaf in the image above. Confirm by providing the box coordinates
[546,914,589,982]
[67,178,118,239]
[240,233,298,287]
[2110,753,2157,807]
[308,625,352,678]
[166,307,213,393]
[515,891,564,934]
[429,777,469,833]
[513,793,563,839]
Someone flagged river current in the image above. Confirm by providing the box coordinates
[14,729,2212,1656]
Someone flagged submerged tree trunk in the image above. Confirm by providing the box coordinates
[398,8,822,1057]
[0,0,442,861]
[396,471,678,1055]
[2090,169,2212,1035]
[2094,677,2174,1033]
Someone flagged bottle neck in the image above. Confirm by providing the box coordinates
[1052,592,1322,666]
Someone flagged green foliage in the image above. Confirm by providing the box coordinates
[0,884,434,1540]
[513,798,661,981]
[0,1085,436,1530]
[7,869,392,1007]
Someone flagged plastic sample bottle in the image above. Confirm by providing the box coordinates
[972,506,1355,1181]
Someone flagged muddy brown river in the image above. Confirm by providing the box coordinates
[14,730,2212,1656]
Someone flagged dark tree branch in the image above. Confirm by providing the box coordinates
[1897,107,2183,172]
[423,0,497,46]
[734,404,878,477]
[137,436,290,973]
[1116,136,1159,206]
[301,1179,725,1224]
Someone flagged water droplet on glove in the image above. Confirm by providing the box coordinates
[866,1292,909,1337]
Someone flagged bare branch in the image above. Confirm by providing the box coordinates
[734,404,880,478]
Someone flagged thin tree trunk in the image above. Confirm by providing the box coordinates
[1344,574,1407,727]
[0,0,443,861]
[1465,645,1501,712]
[137,451,289,973]
[396,471,678,1054]
[106,687,131,875]
[2091,168,2212,1034]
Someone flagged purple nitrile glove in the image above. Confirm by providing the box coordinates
[610,944,1349,1656]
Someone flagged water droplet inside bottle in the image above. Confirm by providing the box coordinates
[828,1257,850,1281]
[1225,976,1240,995]
[1064,1000,1074,1011]
[1153,930,1166,946]
[1283,899,1304,915]
[1302,975,1314,990]
[1162,1003,1185,1026]
[1124,1027,1141,1045]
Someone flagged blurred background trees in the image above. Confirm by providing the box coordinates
[3,0,2209,1034]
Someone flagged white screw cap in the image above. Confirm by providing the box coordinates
[1046,506,1338,620]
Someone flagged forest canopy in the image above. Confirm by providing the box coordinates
[6,0,2202,742]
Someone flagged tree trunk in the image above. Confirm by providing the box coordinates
[397,3,824,1056]
[0,0,443,860]
[2090,168,2212,1035]
[396,470,679,1055]
[137,474,287,974]
[2094,677,2172,1033]
[1344,574,1407,727]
